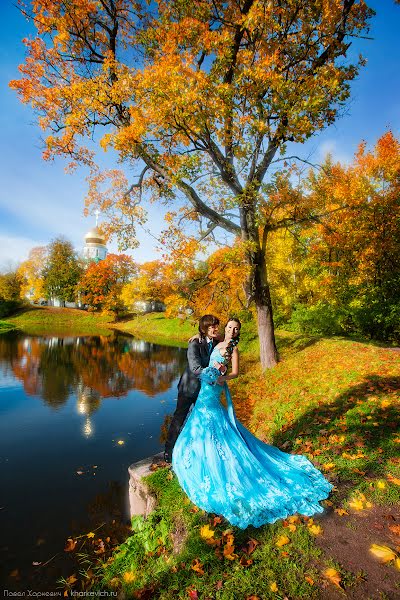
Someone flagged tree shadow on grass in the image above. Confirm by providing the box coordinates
[272,375,400,501]
[276,331,322,356]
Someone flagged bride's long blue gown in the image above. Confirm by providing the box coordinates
[172,347,332,529]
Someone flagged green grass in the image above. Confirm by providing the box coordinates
[0,320,18,332]
[114,313,196,346]
[3,306,114,335]
[116,313,260,351]
[88,328,399,599]
[98,468,325,600]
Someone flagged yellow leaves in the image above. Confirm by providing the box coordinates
[376,480,386,490]
[123,571,136,583]
[308,524,323,536]
[199,525,215,541]
[334,508,349,517]
[324,567,343,588]
[322,462,336,471]
[369,544,397,564]
[348,492,372,511]
[275,535,290,547]
[387,474,400,486]
[87,532,95,539]
[191,558,204,575]
[341,451,366,460]
[270,581,278,592]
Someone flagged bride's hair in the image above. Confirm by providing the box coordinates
[223,318,241,362]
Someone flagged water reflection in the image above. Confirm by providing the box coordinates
[0,331,187,411]
[0,331,187,590]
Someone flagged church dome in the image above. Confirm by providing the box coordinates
[84,226,106,245]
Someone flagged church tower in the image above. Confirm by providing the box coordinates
[83,212,108,262]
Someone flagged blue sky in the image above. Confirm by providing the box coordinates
[0,1,399,270]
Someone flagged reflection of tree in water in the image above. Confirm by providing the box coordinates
[0,332,187,413]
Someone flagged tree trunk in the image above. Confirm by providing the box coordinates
[252,251,279,369]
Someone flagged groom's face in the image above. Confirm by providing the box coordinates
[206,324,219,339]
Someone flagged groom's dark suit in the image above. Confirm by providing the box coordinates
[165,337,217,457]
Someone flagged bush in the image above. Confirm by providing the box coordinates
[0,299,23,318]
[286,302,349,336]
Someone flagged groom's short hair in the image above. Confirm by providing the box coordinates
[198,314,219,337]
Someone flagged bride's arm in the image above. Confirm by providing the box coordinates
[217,347,239,384]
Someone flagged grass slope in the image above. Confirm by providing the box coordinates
[83,328,399,599]
[3,306,114,335]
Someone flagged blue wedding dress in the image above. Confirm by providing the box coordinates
[172,347,332,529]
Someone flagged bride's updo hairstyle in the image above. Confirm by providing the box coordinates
[223,318,241,362]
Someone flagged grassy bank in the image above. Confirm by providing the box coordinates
[0,320,18,332]
[3,306,115,336]
[58,321,400,599]
[114,313,261,353]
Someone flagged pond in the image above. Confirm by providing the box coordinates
[0,330,187,590]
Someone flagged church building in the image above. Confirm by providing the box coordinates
[82,226,108,263]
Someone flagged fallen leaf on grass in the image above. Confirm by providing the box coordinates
[187,590,198,600]
[123,571,135,583]
[200,525,215,540]
[323,463,336,471]
[387,474,400,486]
[275,535,290,547]
[270,581,278,592]
[244,538,259,554]
[191,558,204,575]
[305,575,314,585]
[324,568,343,588]
[369,544,397,564]
[308,524,323,536]
[377,480,386,490]
[223,543,238,560]
[334,508,349,516]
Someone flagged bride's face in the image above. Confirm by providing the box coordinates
[225,320,240,340]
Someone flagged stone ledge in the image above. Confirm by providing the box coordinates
[128,452,165,518]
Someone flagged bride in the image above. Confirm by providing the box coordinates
[172,318,332,529]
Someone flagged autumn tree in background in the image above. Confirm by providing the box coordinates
[11,0,374,367]
[0,269,24,317]
[120,260,172,310]
[42,237,83,305]
[79,253,136,314]
[300,131,400,341]
[18,246,47,301]
[165,244,250,322]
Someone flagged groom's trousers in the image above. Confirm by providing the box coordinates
[164,391,197,456]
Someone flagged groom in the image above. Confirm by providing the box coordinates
[164,314,226,463]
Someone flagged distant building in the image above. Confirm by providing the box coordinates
[82,226,108,263]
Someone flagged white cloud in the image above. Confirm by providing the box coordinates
[0,233,46,270]
[317,140,353,165]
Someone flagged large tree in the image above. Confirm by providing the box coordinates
[42,237,82,304]
[11,0,373,367]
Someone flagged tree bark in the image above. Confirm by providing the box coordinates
[251,248,279,369]
[242,204,278,369]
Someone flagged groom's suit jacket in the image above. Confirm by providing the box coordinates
[177,337,218,401]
